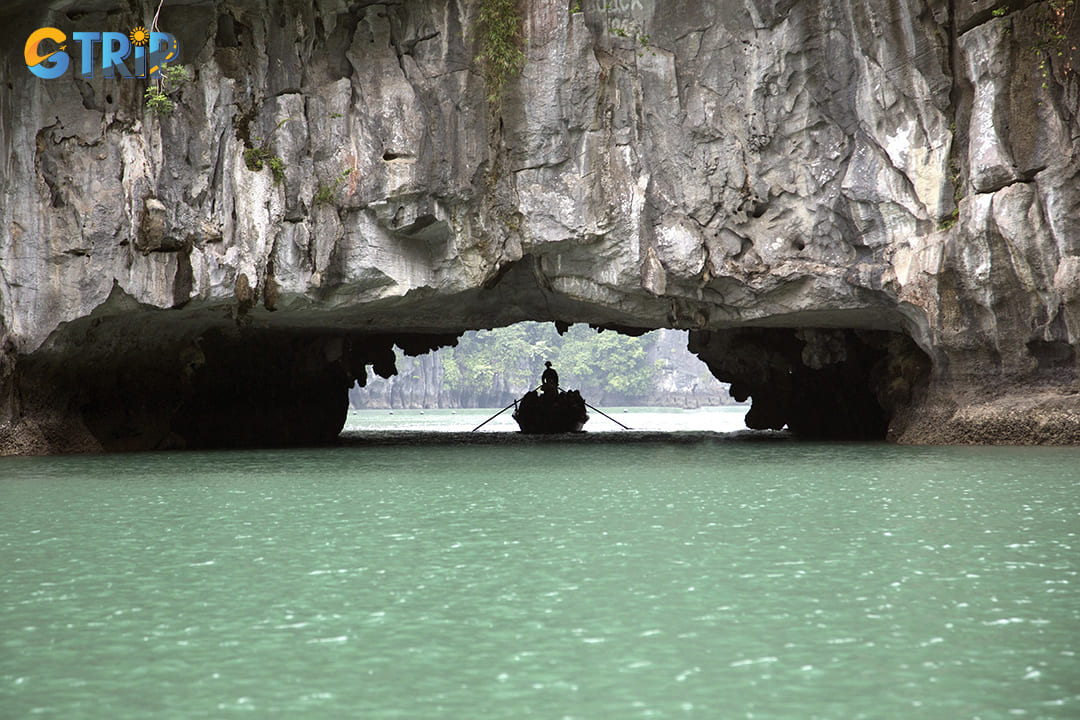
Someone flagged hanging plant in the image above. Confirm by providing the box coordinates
[475,0,526,109]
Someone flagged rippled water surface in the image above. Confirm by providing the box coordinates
[2,419,1079,718]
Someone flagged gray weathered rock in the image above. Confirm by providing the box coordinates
[1,0,1077,452]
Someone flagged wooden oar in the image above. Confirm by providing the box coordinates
[584,401,631,430]
[471,401,517,432]
[471,386,541,432]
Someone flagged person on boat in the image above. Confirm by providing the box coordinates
[541,361,559,396]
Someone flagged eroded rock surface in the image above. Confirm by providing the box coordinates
[1,0,1077,452]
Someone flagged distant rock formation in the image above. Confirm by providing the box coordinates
[348,328,736,409]
[1,0,1077,452]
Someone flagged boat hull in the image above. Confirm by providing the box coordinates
[512,389,589,434]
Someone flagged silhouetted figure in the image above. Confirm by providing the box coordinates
[513,362,588,433]
[541,361,559,396]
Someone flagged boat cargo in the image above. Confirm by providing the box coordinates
[512,389,589,434]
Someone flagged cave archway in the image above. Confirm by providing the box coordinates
[3,241,939,454]
[336,320,932,442]
[345,322,738,413]
[6,293,931,454]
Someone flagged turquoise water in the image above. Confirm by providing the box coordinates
[2,415,1079,718]
[344,405,752,433]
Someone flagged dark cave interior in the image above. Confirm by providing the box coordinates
[9,305,932,452]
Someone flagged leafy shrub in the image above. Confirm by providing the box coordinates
[475,0,526,107]
[144,64,190,116]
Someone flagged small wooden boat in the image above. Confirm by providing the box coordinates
[512,389,589,434]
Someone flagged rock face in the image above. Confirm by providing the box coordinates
[1,0,1078,452]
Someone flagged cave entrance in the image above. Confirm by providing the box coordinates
[7,285,931,453]
[345,322,744,425]
[341,322,931,441]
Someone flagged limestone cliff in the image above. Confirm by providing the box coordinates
[1,0,1077,452]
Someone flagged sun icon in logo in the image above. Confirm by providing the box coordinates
[129,26,149,46]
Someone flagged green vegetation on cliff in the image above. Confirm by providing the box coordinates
[348,324,737,409]
[442,323,660,403]
[475,0,526,107]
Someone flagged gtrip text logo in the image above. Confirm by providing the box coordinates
[24,26,180,80]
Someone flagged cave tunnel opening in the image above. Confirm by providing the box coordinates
[7,284,932,454]
[344,322,743,418]
[342,322,932,442]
